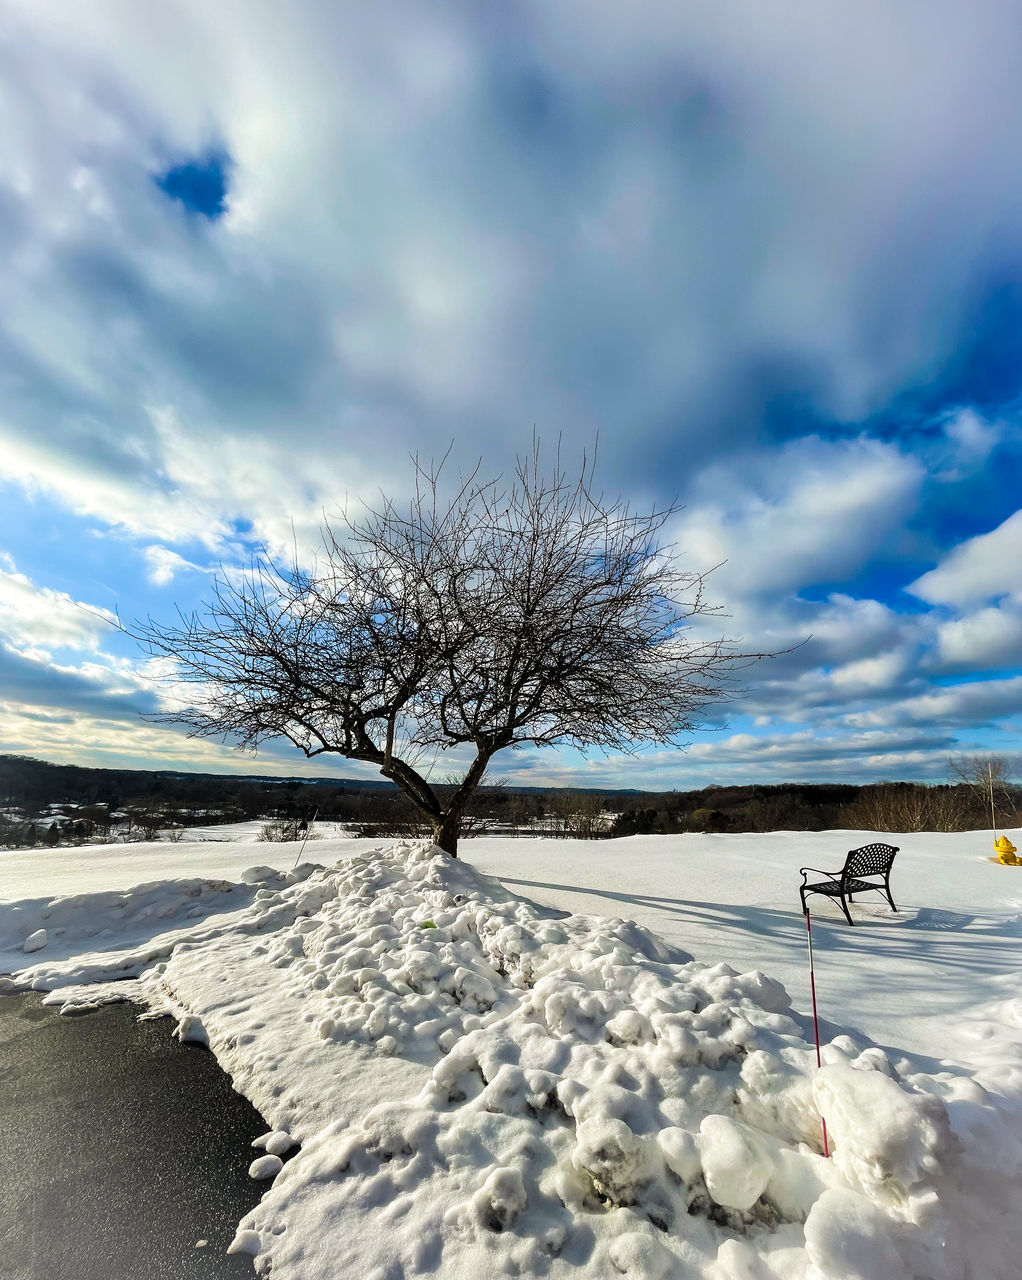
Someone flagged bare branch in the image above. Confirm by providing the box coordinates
[130,446,770,854]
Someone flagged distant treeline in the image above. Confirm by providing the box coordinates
[0,754,390,818]
[1,755,1018,840]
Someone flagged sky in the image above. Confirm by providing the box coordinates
[2,0,1022,792]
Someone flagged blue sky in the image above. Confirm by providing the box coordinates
[2,0,1022,790]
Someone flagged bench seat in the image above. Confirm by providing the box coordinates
[799,843,899,926]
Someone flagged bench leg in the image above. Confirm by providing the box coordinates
[883,882,897,912]
[838,893,854,926]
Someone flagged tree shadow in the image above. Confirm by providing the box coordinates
[501,875,1019,959]
[497,874,1020,1074]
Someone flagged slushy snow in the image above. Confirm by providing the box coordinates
[2,831,1022,1278]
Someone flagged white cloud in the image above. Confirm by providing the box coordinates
[673,436,922,600]
[790,595,907,666]
[518,724,965,788]
[936,407,1002,479]
[846,676,1022,731]
[0,692,391,780]
[909,509,1022,606]
[143,545,205,586]
[0,563,171,734]
[827,650,913,693]
[0,563,116,656]
[0,698,287,774]
[686,726,949,767]
[933,607,1022,673]
[0,0,1020,558]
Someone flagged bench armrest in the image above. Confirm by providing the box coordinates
[799,866,838,879]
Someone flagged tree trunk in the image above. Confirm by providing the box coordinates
[433,812,460,858]
[430,748,498,857]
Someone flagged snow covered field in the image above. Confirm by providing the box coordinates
[2,831,1021,1278]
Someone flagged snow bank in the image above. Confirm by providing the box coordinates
[3,839,1021,1278]
[0,876,258,993]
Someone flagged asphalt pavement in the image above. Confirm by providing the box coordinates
[0,992,273,1280]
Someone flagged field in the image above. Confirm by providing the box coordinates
[2,829,1021,1278]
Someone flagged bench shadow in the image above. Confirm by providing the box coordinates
[900,907,976,930]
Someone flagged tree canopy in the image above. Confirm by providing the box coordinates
[136,450,760,854]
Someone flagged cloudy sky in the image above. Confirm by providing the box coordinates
[3,0,1022,791]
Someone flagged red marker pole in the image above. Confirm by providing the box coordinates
[294,807,319,868]
[804,908,830,1157]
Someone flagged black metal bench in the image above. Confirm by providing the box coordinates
[799,843,899,926]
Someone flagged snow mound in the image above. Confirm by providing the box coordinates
[173,842,974,1278]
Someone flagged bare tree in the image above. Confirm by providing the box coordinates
[549,790,612,839]
[133,449,762,856]
[125,807,164,841]
[949,754,1020,831]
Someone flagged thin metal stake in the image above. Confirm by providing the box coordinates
[293,807,319,868]
[989,761,998,842]
[804,907,830,1157]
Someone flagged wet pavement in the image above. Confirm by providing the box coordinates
[0,993,272,1280]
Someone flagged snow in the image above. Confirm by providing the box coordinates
[248,1154,284,1181]
[463,832,1022,1082]
[2,830,1022,1278]
[175,1013,209,1045]
[254,1129,298,1157]
[0,828,382,900]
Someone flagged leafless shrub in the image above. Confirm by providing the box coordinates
[259,817,304,842]
[839,783,985,833]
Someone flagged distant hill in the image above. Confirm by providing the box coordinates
[1,752,857,831]
[5,752,998,837]
[0,754,392,809]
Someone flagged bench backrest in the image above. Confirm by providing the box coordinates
[844,842,898,879]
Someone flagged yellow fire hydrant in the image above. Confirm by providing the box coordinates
[994,835,1021,865]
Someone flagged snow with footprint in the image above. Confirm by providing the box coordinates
[2,836,1022,1278]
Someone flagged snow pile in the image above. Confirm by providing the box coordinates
[3,839,1022,1278]
[214,843,975,1278]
